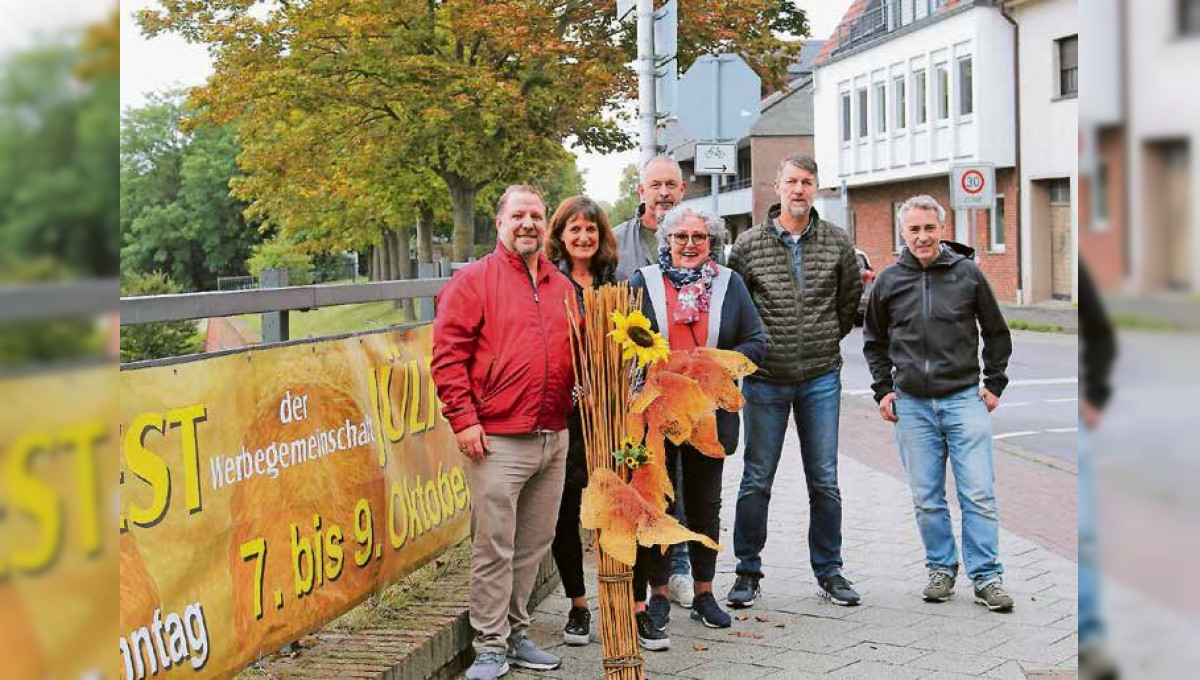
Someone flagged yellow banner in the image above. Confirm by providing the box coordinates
[119,324,469,680]
[0,364,119,680]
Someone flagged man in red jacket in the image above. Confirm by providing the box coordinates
[432,185,577,680]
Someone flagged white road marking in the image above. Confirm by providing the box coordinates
[999,402,1033,408]
[844,389,873,397]
[1046,427,1079,434]
[994,431,1039,440]
[1046,397,1079,403]
[1007,378,1077,387]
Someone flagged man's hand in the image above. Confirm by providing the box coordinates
[456,424,489,461]
[980,387,999,412]
[879,392,899,422]
[1080,400,1102,430]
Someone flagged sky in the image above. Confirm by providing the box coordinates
[1,0,114,54]
[119,0,853,204]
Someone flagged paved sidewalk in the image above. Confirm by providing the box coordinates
[504,398,1079,679]
[1001,302,1077,334]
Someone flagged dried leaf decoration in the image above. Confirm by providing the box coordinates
[581,468,720,567]
[630,348,759,460]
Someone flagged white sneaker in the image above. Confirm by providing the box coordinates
[668,574,694,609]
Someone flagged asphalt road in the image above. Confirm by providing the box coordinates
[839,327,1079,466]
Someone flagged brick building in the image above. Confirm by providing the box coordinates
[813,0,1030,302]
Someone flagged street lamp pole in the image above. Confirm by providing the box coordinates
[637,0,657,164]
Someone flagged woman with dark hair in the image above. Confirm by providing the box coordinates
[627,205,766,650]
[544,195,624,646]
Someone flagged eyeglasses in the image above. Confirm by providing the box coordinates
[669,232,712,246]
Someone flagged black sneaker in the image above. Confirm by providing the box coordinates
[817,574,861,606]
[635,611,670,651]
[562,606,590,646]
[690,592,732,628]
[646,594,670,631]
[726,574,761,609]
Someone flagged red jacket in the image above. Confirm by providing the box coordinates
[432,243,577,435]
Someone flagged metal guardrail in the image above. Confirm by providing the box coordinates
[119,278,449,326]
[0,279,119,322]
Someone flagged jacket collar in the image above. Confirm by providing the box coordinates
[765,203,819,240]
[495,240,555,282]
[897,240,975,271]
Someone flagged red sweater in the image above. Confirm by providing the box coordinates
[432,243,577,434]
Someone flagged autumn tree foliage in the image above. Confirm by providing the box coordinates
[138,0,807,260]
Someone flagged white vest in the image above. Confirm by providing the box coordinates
[637,264,732,348]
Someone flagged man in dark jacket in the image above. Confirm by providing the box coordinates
[432,185,576,679]
[862,194,1015,613]
[726,153,864,609]
[1078,262,1118,679]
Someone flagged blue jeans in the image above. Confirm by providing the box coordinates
[734,370,844,579]
[1078,422,1103,645]
[893,386,1003,585]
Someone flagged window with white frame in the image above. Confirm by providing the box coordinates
[990,194,1006,251]
[875,82,887,134]
[957,57,973,116]
[893,76,907,130]
[857,88,869,138]
[914,69,927,124]
[841,93,852,142]
[1057,35,1078,97]
[936,64,950,120]
[893,201,905,252]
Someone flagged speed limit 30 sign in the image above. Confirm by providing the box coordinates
[950,164,996,209]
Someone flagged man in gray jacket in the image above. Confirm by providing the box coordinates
[726,153,863,609]
[613,156,687,280]
[862,194,1015,612]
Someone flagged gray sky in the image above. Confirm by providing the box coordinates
[119,0,852,204]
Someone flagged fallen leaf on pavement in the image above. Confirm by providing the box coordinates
[693,644,709,652]
[730,631,764,639]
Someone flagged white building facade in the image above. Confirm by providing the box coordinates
[813,0,1023,301]
[1008,0,1078,302]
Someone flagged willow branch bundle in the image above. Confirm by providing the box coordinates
[566,282,645,680]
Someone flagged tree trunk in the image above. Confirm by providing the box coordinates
[382,230,397,281]
[445,174,478,262]
[395,224,415,318]
[416,201,434,264]
[371,245,381,281]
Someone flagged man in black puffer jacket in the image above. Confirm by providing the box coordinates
[863,194,1014,613]
[726,154,863,610]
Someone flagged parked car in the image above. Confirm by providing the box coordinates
[854,248,875,326]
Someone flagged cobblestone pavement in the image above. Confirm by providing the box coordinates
[506,397,1079,679]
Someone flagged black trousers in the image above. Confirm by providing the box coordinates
[633,442,725,602]
[552,479,587,599]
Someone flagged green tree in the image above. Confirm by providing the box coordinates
[121,91,263,291]
[0,12,119,277]
[138,0,808,261]
[119,272,203,363]
[536,154,587,215]
[246,237,315,286]
[609,163,641,225]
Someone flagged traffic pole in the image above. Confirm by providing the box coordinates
[637,0,657,164]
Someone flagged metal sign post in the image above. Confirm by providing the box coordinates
[677,54,761,217]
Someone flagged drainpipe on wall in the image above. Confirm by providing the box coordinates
[999,2,1023,305]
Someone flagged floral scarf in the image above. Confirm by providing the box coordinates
[657,246,718,325]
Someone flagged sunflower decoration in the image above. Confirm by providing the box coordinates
[612,437,652,471]
[608,310,669,369]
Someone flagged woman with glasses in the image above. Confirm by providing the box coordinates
[627,206,766,649]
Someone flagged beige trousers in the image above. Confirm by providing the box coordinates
[464,430,567,654]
